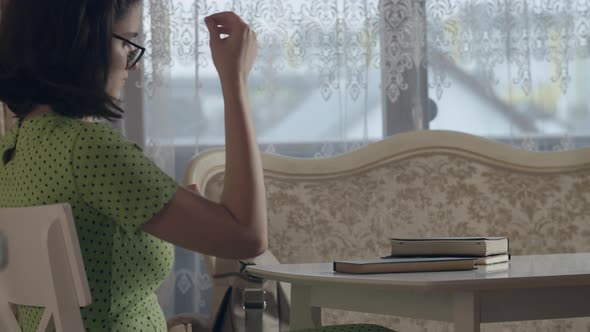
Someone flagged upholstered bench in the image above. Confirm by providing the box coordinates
[186,130,590,332]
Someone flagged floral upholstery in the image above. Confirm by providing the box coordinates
[200,145,590,331]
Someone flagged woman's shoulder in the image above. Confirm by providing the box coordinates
[78,119,122,137]
[70,119,147,162]
[61,117,128,146]
[46,116,145,163]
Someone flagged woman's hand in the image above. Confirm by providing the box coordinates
[204,12,257,82]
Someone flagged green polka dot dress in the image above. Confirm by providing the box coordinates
[0,112,178,331]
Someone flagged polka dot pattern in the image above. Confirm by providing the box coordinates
[0,112,178,331]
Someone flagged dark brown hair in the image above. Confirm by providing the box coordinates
[0,0,141,120]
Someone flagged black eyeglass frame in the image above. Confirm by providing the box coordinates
[112,34,145,69]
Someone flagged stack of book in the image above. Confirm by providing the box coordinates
[333,237,509,274]
[388,237,510,265]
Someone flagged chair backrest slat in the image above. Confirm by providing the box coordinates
[0,203,91,331]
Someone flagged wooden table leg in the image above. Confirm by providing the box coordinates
[453,291,480,332]
[290,284,321,331]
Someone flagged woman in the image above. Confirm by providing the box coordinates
[0,1,394,331]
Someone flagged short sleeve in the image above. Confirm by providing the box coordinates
[72,123,178,233]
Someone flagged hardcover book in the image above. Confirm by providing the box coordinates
[390,237,509,257]
[333,257,476,274]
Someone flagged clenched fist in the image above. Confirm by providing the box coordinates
[205,12,257,82]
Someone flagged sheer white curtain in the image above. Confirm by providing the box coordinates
[124,0,590,318]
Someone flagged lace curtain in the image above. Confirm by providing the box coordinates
[129,0,590,320]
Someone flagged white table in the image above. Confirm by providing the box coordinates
[246,253,590,332]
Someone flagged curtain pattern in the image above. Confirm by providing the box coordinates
[137,0,590,321]
[423,0,590,150]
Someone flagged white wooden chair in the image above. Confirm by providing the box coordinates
[186,130,590,332]
[0,204,91,332]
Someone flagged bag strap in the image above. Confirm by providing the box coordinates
[212,286,233,332]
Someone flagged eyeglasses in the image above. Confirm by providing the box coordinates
[112,34,145,69]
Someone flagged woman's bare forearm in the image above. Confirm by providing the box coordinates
[219,75,267,249]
